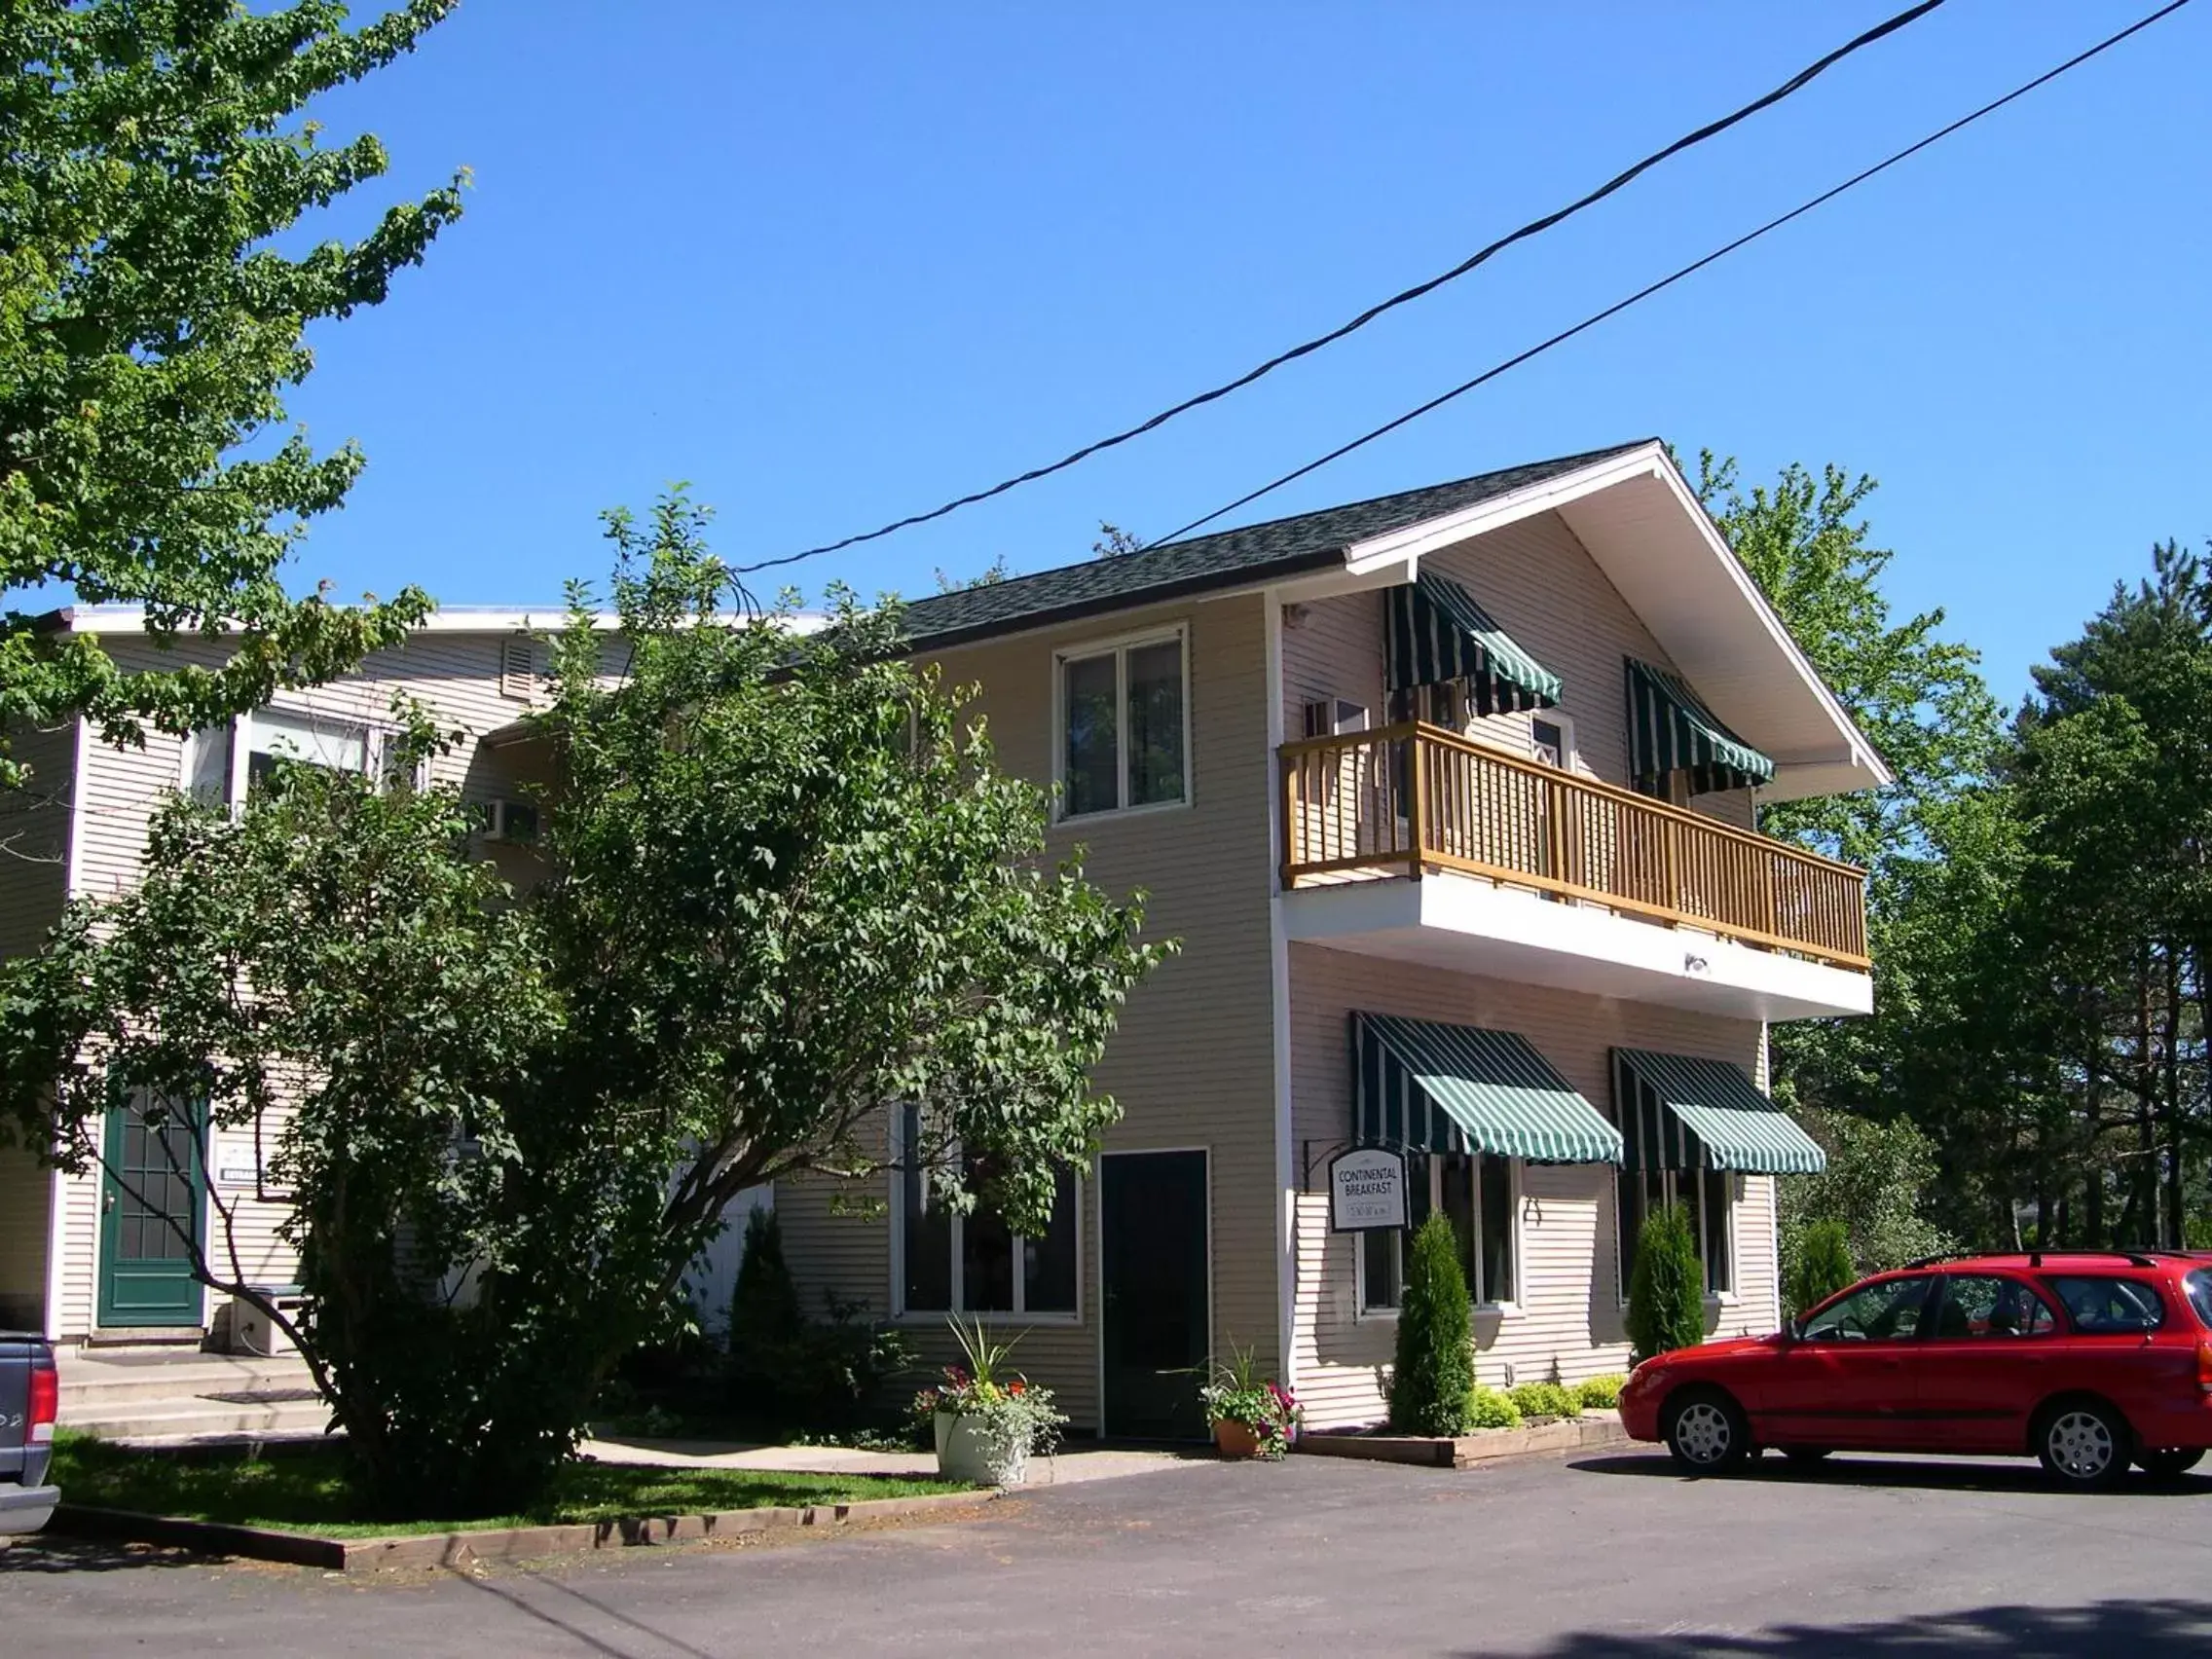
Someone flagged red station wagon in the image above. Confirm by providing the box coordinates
[1619,1251,2212,1490]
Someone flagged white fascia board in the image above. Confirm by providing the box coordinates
[1340,442,1670,573]
[1638,457,1892,791]
[1283,877,1874,1022]
[49,605,825,638]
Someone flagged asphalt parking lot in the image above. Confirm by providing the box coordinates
[5,1446,2211,1657]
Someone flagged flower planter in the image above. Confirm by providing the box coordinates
[1212,1419,1265,1459]
[935,1410,1028,1487]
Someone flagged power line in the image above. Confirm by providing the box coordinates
[1149,0,2195,549]
[739,1,1952,575]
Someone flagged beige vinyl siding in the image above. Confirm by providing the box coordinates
[1286,940,1778,1428]
[45,627,548,1338]
[1283,509,1757,828]
[778,592,1278,1430]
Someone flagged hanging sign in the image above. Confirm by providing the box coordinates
[1328,1146,1408,1233]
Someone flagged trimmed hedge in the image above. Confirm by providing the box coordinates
[1464,1385,1523,1430]
[1506,1382,1580,1421]
[1573,1374,1627,1412]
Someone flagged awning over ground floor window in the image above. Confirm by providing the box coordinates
[1612,1048,1826,1175]
[1353,1013,1624,1164]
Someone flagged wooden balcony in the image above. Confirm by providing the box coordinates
[1279,721,1868,972]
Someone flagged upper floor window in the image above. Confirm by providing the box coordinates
[187,709,402,806]
[1056,628,1188,818]
[1530,714,1575,770]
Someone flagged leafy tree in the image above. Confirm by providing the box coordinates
[0,1,465,793]
[1784,1219,1856,1319]
[1692,455,2007,1131]
[1775,1105,1954,1280]
[1092,522,1146,558]
[0,496,1169,1514]
[1625,1202,1704,1364]
[1389,1212,1473,1435]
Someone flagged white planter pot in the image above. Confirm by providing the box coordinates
[935,1410,1028,1487]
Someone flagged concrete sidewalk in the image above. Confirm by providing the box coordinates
[578,1432,1216,1486]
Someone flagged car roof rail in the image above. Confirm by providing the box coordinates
[2024,1248,2158,1270]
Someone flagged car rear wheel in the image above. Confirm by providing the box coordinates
[2036,1400,2133,1492]
[1663,1387,1750,1475]
[2137,1449,2205,1482]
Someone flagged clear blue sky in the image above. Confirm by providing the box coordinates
[286,0,2209,708]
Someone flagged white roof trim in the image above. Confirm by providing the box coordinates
[1345,440,1890,801]
[44,604,826,637]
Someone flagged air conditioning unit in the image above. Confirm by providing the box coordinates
[480,798,540,844]
[232,1286,308,1357]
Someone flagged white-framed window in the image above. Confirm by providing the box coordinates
[1615,1165,1735,1302]
[1358,1151,1520,1315]
[1054,626,1189,819]
[891,1103,1080,1320]
[186,707,409,806]
[1530,712,1575,770]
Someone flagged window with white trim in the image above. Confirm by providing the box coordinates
[1359,1151,1518,1313]
[894,1104,1079,1317]
[186,708,401,805]
[1530,713,1575,770]
[1615,1165,1734,1301]
[1056,628,1188,818]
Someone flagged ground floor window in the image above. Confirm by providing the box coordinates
[1359,1151,1517,1313]
[1616,1165,1733,1300]
[894,1104,1079,1317]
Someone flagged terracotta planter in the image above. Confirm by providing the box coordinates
[935,1410,1028,1487]
[1213,1419,1265,1459]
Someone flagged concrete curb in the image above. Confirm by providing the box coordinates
[50,1488,997,1573]
[1296,1413,1629,1469]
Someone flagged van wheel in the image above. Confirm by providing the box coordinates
[1663,1387,1750,1475]
[2137,1449,2204,1482]
[2036,1400,2133,1491]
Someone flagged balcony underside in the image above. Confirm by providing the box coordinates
[1280,872,1873,1022]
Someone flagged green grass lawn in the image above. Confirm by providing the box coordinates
[51,1432,969,1539]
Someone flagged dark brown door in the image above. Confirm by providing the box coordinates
[1099,1151,1208,1440]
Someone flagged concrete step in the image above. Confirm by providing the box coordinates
[62,1395,334,1443]
[57,1350,313,1409]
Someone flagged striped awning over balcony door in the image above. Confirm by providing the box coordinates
[1384,573,1561,714]
[1624,658,1775,795]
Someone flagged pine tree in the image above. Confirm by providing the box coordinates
[1389,1213,1474,1435]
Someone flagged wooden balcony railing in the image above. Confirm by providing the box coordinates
[1279,720,1869,971]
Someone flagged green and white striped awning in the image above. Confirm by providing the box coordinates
[1385,573,1562,714]
[1624,658,1774,795]
[1354,1013,1623,1164]
[1613,1049,1826,1175]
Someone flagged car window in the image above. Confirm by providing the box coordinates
[2048,1274,2165,1333]
[1933,1274,2058,1340]
[2188,1269,2212,1333]
[1802,1275,1933,1344]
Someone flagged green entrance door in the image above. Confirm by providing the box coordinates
[96,1094,206,1328]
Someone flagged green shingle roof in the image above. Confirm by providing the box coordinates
[897,441,1654,653]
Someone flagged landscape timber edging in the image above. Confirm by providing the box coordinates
[1294,1412,1628,1469]
[49,1487,998,1572]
